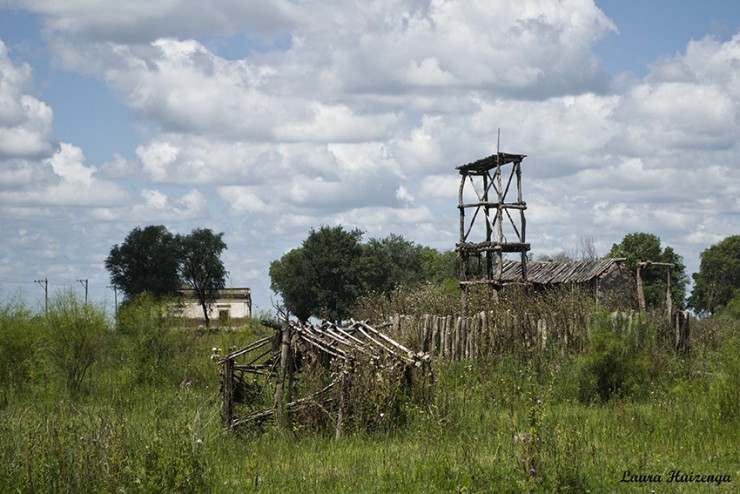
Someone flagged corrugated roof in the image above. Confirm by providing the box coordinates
[498,258,625,284]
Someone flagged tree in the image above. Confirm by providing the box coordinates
[419,247,458,284]
[537,235,598,263]
[270,225,366,323]
[689,235,740,315]
[269,248,315,323]
[362,234,424,294]
[177,228,228,327]
[105,225,180,299]
[607,232,687,310]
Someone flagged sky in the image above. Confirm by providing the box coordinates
[1,0,739,316]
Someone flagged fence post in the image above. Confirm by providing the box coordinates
[221,358,234,429]
[274,323,293,428]
[673,310,690,353]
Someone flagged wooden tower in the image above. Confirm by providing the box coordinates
[456,152,530,289]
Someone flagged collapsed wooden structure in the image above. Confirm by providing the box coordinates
[218,319,432,433]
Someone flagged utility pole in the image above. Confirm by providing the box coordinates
[77,279,88,305]
[107,285,118,315]
[34,278,48,315]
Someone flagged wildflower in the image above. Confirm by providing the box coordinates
[529,466,536,476]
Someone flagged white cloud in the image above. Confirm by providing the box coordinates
[218,186,270,214]
[418,175,458,200]
[274,104,399,143]
[3,1,740,312]
[96,153,138,179]
[0,41,55,159]
[395,185,415,205]
[21,0,299,42]
[136,140,180,181]
[0,143,129,207]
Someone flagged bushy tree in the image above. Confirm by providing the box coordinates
[106,225,230,327]
[270,226,463,322]
[105,225,180,299]
[177,228,228,327]
[419,247,458,284]
[269,248,316,323]
[607,232,687,310]
[0,298,39,399]
[270,226,366,322]
[45,291,109,394]
[689,235,740,315]
[362,234,425,294]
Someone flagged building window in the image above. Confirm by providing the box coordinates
[218,308,231,325]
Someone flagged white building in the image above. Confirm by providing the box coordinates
[175,287,251,325]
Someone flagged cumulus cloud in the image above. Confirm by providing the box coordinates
[19,0,299,42]
[0,143,129,207]
[2,0,740,311]
[0,40,55,159]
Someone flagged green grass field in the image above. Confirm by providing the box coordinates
[1,291,738,493]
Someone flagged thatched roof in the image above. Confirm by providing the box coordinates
[498,258,626,285]
[456,152,526,174]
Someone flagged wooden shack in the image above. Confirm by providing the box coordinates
[496,257,635,307]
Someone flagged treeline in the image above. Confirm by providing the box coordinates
[103,224,740,325]
[269,227,740,323]
[269,226,457,322]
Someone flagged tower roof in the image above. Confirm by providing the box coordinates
[456,152,526,174]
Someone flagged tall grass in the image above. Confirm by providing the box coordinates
[0,290,738,492]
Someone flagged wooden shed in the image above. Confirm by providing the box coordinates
[497,258,634,307]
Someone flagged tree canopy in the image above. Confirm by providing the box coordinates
[270,226,366,323]
[177,228,228,327]
[105,226,229,325]
[607,232,687,310]
[362,234,425,295]
[689,235,740,315]
[269,226,457,322]
[105,225,181,299]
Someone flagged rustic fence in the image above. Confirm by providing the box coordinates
[382,309,690,360]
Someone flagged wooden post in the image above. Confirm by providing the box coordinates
[452,317,458,360]
[666,265,673,322]
[336,370,347,440]
[222,358,234,429]
[274,324,293,428]
[673,310,690,353]
[422,315,430,353]
[636,264,646,312]
[517,162,527,281]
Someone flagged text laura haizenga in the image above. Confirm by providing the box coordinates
[620,470,732,486]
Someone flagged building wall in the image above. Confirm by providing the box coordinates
[594,264,637,309]
[175,288,251,324]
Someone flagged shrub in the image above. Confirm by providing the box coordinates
[116,294,183,386]
[44,291,109,395]
[574,314,652,403]
[0,297,41,402]
[708,336,740,422]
